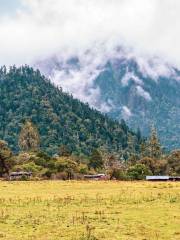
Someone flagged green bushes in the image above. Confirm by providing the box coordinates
[127,164,152,180]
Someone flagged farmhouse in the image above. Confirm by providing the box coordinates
[146,176,180,181]
[9,172,32,180]
[84,174,108,180]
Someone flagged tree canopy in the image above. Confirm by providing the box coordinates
[0,65,142,155]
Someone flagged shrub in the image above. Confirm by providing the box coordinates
[78,163,89,174]
[19,162,43,174]
[127,164,152,180]
[109,169,128,180]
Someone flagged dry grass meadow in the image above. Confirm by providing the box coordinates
[0,181,180,240]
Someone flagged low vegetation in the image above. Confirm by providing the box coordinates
[0,119,180,180]
[0,66,179,180]
[0,181,179,240]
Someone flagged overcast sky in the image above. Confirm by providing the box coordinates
[0,0,180,68]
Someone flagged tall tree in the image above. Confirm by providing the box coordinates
[147,126,162,159]
[89,149,104,170]
[18,121,40,151]
[140,140,148,158]
[58,145,71,157]
[166,150,180,175]
[0,140,12,176]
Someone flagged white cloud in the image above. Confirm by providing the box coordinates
[122,106,132,119]
[0,0,180,112]
[0,0,180,67]
[136,85,152,101]
[121,71,143,87]
[136,57,176,81]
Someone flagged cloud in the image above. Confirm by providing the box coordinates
[121,71,143,87]
[0,0,180,111]
[136,86,152,101]
[0,0,180,67]
[136,57,176,81]
[122,106,132,120]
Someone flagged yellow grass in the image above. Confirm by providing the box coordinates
[0,181,180,240]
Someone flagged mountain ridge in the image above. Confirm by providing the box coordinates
[37,53,180,150]
[0,65,142,155]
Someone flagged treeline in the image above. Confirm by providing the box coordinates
[0,121,179,180]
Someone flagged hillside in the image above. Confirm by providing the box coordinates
[95,57,180,150]
[37,54,180,150]
[0,66,141,155]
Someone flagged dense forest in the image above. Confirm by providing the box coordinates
[0,65,142,155]
[0,122,179,180]
[0,66,179,180]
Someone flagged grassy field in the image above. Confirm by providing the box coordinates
[0,181,179,240]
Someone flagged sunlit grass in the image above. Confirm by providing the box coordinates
[0,181,180,239]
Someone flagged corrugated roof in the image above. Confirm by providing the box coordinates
[146,176,169,180]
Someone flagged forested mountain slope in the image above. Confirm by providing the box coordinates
[0,66,141,155]
[37,54,180,150]
[95,58,180,150]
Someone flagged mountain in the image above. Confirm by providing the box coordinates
[37,53,180,150]
[0,65,141,155]
[95,57,180,150]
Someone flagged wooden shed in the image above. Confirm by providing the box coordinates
[9,172,32,181]
[84,174,108,180]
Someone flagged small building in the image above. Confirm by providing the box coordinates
[9,172,32,181]
[84,174,108,181]
[146,176,180,181]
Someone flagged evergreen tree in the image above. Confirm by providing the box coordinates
[136,127,142,143]
[147,126,162,159]
[127,133,136,154]
[166,150,180,175]
[89,149,104,170]
[140,140,148,158]
[58,145,71,157]
[126,133,139,164]
[18,121,40,151]
[0,140,13,176]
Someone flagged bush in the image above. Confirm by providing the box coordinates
[44,169,57,178]
[110,169,128,180]
[78,163,89,174]
[51,172,68,180]
[127,164,152,180]
[19,162,43,174]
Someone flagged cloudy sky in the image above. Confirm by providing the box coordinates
[0,0,180,67]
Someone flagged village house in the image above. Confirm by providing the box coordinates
[9,172,32,181]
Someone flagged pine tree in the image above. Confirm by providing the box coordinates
[140,140,148,158]
[58,145,71,157]
[89,149,104,170]
[0,140,13,176]
[18,121,40,151]
[136,127,142,143]
[127,133,136,154]
[147,126,162,159]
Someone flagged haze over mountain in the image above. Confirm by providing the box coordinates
[37,50,180,150]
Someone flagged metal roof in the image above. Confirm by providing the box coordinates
[146,176,170,180]
[10,172,32,176]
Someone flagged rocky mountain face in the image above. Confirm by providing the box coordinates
[37,52,180,150]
